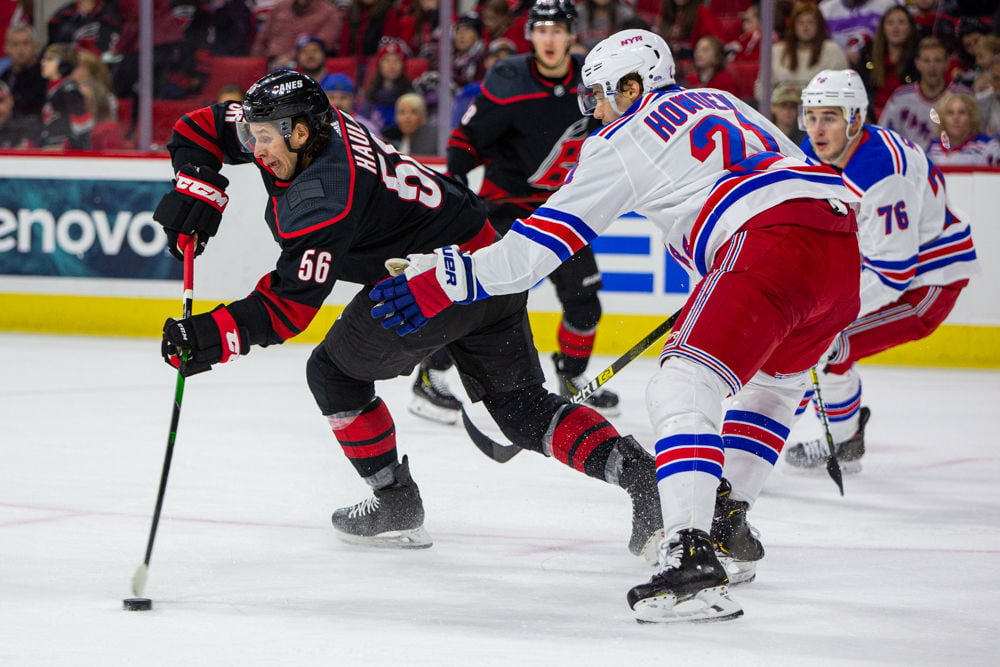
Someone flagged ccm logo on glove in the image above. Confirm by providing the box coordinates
[175,173,229,211]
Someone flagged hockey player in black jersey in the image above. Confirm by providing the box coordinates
[153,69,663,562]
[411,0,620,422]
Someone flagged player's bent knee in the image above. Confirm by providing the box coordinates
[561,294,602,332]
[646,357,730,434]
[306,345,375,415]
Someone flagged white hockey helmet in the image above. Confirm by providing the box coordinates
[799,69,869,127]
[578,29,675,116]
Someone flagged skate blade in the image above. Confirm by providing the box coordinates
[334,525,433,549]
[633,585,743,624]
[408,398,460,425]
[637,529,665,567]
[718,556,756,586]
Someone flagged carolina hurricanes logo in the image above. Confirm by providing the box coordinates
[668,243,691,270]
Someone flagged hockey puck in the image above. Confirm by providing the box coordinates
[123,597,153,611]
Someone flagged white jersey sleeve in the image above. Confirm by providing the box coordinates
[470,86,859,296]
[472,135,636,293]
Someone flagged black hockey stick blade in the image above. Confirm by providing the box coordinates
[826,454,844,496]
[461,406,522,463]
[569,310,681,406]
[810,367,844,496]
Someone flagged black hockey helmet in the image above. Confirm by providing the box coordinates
[527,0,578,35]
[237,69,333,155]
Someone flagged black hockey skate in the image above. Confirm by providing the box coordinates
[331,456,433,549]
[711,478,764,585]
[627,528,743,624]
[785,406,870,474]
[408,362,461,425]
[552,352,620,417]
[613,436,664,565]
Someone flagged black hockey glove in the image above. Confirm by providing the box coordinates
[161,305,249,377]
[154,164,230,260]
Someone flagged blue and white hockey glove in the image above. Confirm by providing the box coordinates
[369,245,488,336]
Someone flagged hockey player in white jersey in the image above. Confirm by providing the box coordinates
[369,29,863,623]
[785,69,980,472]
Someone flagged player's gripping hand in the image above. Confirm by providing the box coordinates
[369,245,488,335]
[154,164,230,260]
[161,305,249,376]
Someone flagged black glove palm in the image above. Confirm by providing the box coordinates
[162,305,249,377]
[155,164,230,260]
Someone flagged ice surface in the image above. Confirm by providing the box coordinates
[2,333,998,666]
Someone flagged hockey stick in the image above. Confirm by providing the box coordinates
[131,234,196,597]
[462,310,682,463]
[569,311,680,406]
[809,367,844,496]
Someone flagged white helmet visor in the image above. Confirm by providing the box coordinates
[578,83,613,116]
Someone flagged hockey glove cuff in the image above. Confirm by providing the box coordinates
[154,164,230,260]
[369,246,488,335]
[161,305,250,376]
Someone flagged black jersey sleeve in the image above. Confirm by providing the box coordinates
[166,101,253,172]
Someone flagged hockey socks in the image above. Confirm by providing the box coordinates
[326,397,397,479]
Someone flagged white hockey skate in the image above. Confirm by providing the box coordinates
[408,363,461,425]
[627,529,744,624]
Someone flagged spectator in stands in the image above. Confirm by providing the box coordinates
[112,0,197,101]
[482,0,531,53]
[295,35,329,83]
[452,12,488,88]
[322,71,382,136]
[927,91,1000,166]
[0,2,29,58]
[383,91,437,154]
[950,17,989,89]
[855,4,918,119]
[397,0,442,61]
[770,83,806,145]
[684,35,738,94]
[726,3,766,63]
[451,36,517,127]
[0,79,29,147]
[972,34,1000,94]
[910,0,959,53]
[217,83,244,103]
[575,0,635,53]
[47,0,120,58]
[976,54,1000,135]
[340,0,402,65]
[79,78,126,150]
[818,0,898,67]
[880,37,972,151]
[36,43,91,150]
[360,38,414,131]
[325,73,376,128]
[252,0,342,71]
[654,0,724,62]
[187,0,253,56]
[758,1,847,100]
[1,24,46,129]
[73,48,117,119]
